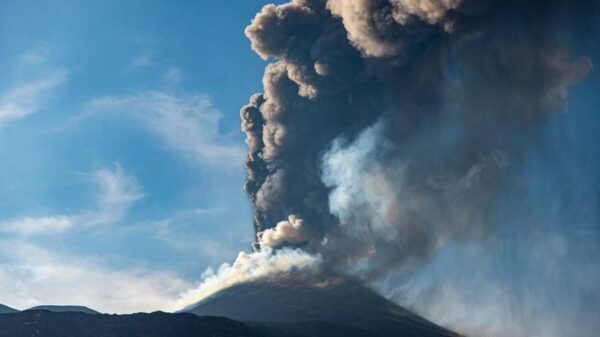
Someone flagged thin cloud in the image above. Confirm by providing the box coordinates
[0,69,68,126]
[85,91,245,168]
[0,216,74,235]
[0,240,192,313]
[0,164,144,236]
[17,50,48,66]
[87,163,145,226]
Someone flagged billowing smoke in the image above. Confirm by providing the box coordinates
[174,246,322,310]
[186,1,600,336]
[242,0,592,271]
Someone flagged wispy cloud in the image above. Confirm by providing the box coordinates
[0,164,143,236]
[17,49,49,66]
[84,91,244,167]
[0,70,68,126]
[0,216,75,235]
[0,240,192,313]
[86,163,145,226]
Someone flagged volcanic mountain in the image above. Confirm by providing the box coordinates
[186,277,459,337]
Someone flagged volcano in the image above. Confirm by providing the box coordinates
[186,277,459,337]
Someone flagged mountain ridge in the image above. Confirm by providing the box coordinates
[26,305,100,315]
[187,277,459,337]
[0,310,402,337]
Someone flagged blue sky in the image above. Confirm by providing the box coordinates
[0,0,283,313]
[1,3,598,332]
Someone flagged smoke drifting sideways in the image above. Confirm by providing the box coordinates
[179,1,600,336]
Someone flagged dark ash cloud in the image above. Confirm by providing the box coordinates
[238,1,599,335]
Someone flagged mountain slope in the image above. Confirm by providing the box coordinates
[26,305,100,314]
[249,321,381,337]
[187,277,458,337]
[0,304,19,314]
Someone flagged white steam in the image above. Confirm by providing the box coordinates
[258,215,311,249]
[174,247,322,311]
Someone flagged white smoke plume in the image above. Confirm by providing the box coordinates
[258,215,311,249]
[174,247,321,311]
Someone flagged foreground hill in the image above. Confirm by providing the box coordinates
[187,277,458,337]
[0,304,18,314]
[0,311,261,337]
[26,305,100,314]
[0,310,383,337]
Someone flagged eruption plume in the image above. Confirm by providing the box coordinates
[184,1,600,336]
